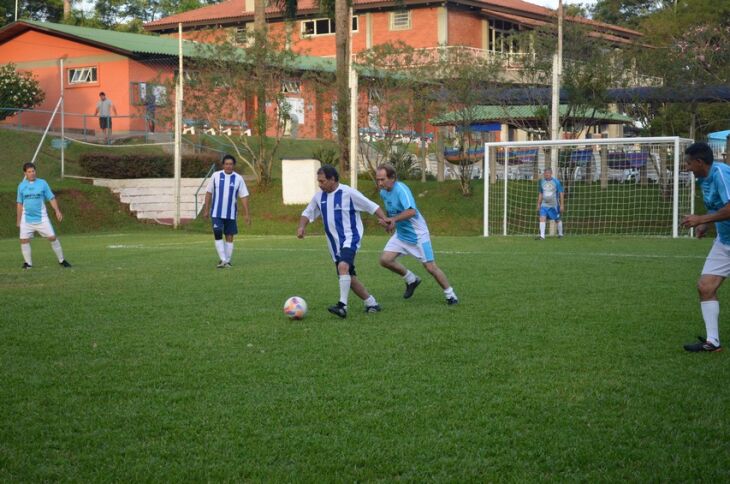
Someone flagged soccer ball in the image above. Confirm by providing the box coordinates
[283,296,308,320]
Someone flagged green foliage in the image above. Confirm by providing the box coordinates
[78,152,219,178]
[311,146,339,166]
[0,0,63,27]
[0,63,45,121]
[388,144,419,180]
[590,0,669,28]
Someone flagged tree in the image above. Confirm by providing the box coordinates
[591,0,669,28]
[1,0,64,26]
[0,63,45,120]
[354,42,428,179]
[171,33,298,187]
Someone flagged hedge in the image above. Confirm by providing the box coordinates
[79,153,221,178]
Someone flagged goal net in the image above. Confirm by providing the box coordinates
[483,137,695,237]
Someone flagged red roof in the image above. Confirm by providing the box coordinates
[145,0,641,41]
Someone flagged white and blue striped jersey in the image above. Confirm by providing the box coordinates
[302,184,379,261]
[380,181,430,245]
[206,170,249,220]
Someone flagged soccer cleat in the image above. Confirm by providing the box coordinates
[558,235,564,239]
[59,260,72,268]
[364,304,382,313]
[327,302,347,319]
[403,278,422,299]
[216,260,227,269]
[535,236,545,241]
[22,262,32,270]
[446,297,459,305]
[224,262,232,268]
[683,336,722,352]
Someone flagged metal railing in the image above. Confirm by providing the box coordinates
[194,163,217,217]
[0,107,161,142]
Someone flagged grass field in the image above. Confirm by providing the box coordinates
[1,231,729,481]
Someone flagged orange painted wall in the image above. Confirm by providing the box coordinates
[447,9,482,48]
[0,30,140,135]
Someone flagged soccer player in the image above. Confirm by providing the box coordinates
[93,92,117,144]
[202,154,251,268]
[16,162,71,269]
[297,164,387,318]
[680,142,729,352]
[375,164,459,305]
[536,167,564,240]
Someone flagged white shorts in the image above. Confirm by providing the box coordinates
[383,234,435,263]
[701,239,730,277]
[19,216,55,239]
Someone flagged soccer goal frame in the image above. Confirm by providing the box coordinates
[482,136,695,237]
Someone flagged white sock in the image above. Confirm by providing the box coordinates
[338,275,351,306]
[364,295,377,307]
[50,239,64,262]
[224,242,234,262]
[701,300,720,346]
[444,287,456,299]
[539,222,546,238]
[21,243,32,265]
[557,221,563,236]
[214,239,226,262]
[403,270,417,284]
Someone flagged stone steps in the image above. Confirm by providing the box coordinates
[94,178,208,223]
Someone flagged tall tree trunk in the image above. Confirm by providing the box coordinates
[63,0,72,19]
[335,0,350,174]
[254,0,267,142]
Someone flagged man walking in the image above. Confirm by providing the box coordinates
[94,91,117,144]
[202,155,251,268]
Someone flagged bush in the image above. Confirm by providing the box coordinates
[0,64,45,121]
[79,153,221,178]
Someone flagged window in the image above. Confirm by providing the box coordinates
[281,80,301,94]
[488,19,521,54]
[301,16,358,36]
[390,11,411,30]
[130,82,167,106]
[233,24,253,45]
[67,67,97,85]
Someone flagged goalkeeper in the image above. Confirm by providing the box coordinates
[536,168,564,240]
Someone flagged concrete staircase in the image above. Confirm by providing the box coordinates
[94,178,207,224]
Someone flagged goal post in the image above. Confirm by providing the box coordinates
[483,137,695,238]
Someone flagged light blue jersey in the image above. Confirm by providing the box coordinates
[17,178,54,223]
[698,162,730,245]
[539,177,563,209]
[380,181,430,245]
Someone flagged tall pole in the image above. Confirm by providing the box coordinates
[14,0,18,21]
[550,0,563,173]
[349,6,358,189]
[548,0,563,236]
[174,23,183,228]
[60,58,65,179]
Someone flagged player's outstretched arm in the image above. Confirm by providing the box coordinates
[202,192,212,219]
[49,198,63,222]
[297,216,310,239]
[240,196,251,226]
[683,202,730,228]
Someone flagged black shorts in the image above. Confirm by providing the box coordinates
[334,247,357,276]
[212,217,238,236]
[99,117,112,129]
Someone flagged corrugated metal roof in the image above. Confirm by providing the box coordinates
[431,105,633,125]
[13,19,201,56]
[0,20,337,72]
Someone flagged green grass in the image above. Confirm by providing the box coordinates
[1,232,728,480]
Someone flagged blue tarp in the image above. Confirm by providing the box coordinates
[708,130,730,141]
